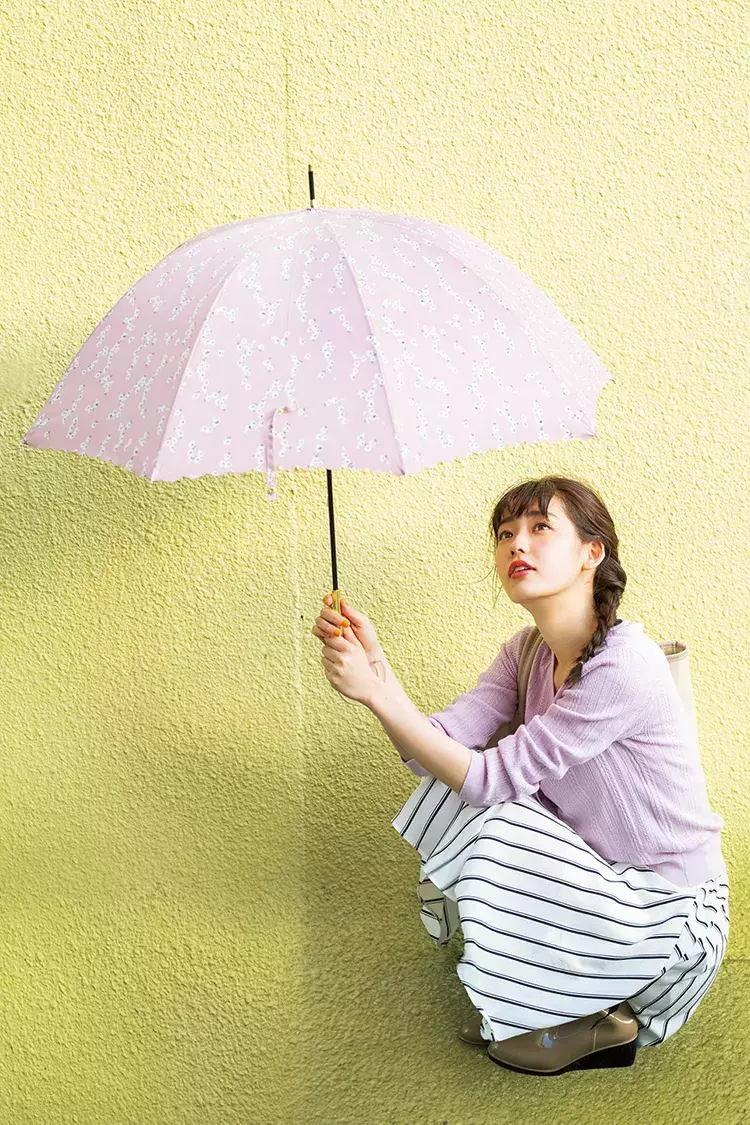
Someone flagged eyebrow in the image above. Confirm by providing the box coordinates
[498,509,557,528]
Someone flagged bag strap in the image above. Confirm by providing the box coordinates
[479,628,699,755]
[480,626,544,752]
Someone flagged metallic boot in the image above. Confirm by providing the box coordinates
[458,1003,639,1074]
[484,1002,639,1075]
[457,1011,491,1046]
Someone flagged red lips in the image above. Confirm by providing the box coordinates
[508,561,535,576]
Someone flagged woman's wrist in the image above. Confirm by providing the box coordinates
[365,654,410,713]
[367,644,387,675]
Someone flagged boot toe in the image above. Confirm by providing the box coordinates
[457,1012,488,1045]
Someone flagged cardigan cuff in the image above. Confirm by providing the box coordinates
[457,749,490,806]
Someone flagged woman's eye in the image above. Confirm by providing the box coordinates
[499,522,549,540]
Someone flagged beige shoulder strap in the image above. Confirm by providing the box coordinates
[480,627,545,752]
[479,627,700,756]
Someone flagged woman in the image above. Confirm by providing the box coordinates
[313,475,729,1076]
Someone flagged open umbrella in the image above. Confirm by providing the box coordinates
[21,167,614,618]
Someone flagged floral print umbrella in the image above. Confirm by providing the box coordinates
[21,167,613,616]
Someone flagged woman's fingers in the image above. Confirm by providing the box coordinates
[312,622,346,643]
[312,596,352,656]
[320,596,349,629]
[312,616,344,634]
[313,600,349,635]
[320,633,346,651]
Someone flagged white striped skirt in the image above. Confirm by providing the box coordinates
[391,776,730,1049]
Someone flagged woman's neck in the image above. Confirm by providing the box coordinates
[529,604,609,673]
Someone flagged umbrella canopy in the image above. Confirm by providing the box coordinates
[21,204,613,502]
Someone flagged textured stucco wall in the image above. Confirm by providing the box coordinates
[1,1,747,1123]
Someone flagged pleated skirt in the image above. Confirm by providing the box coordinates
[391,775,730,1049]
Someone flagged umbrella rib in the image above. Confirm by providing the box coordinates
[358,213,605,414]
[151,253,253,480]
[265,230,307,499]
[425,227,609,409]
[150,220,308,481]
[318,218,406,477]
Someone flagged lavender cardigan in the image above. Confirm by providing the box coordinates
[403,620,726,889]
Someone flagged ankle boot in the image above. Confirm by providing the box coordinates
[485,1002,639,1076]
[457,1011,488,1046]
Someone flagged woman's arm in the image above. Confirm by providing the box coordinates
[369,651,416,762]
[371,652,437,776]
[387,731,414,763]
[373,633,523,778]
[365,661,474,793]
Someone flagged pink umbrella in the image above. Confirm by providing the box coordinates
[21,167,613,618]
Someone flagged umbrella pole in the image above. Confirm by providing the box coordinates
[310,165,342,619]
[327,468,341,616]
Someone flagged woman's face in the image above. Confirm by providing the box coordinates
[495,496,598,604]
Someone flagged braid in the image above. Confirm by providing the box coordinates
[563,550,627,689]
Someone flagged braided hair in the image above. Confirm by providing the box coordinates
[487,474,627,691]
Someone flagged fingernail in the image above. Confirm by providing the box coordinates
[341,619,349,628]
[333,628,341,636]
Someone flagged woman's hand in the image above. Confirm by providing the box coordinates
[312,594,384,705]
[313,594,382,656]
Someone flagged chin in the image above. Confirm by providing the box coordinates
[505,580,541,603]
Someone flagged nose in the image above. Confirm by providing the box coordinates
[501,542,531,573]
[504,540,531,558]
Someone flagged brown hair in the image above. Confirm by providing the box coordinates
[488,475,627,690]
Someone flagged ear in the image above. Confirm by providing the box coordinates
[588,541,606,568]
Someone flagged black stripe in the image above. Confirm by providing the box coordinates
[432,812,680,898]
[482,822,682,897]
[446,849,697,915]
[463,913,674,958]
[461,942,661,985]
[691,888,721,958]
[644,956,713,1043]
[459,953,657,1000]
[420,808,491,864]
[416,806,490,861]
[477,1014,540,1036]
[450,872,693,929]
[639,950,709,1020]
[455,893,687,943]
[465,931,670,967]
[683,919,699,947]
[457,979,622,1025]
[396,774,448,845]
[499,804,691,890]
[410,782,457,851]
[412,788,472,854]
[458,909,679,954]
[628,963,669,1003]
[425,802,682,900]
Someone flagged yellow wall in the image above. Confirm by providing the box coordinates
[1,2,746,1122]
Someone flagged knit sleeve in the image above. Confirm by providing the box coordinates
[457,646,652,807]
[400,627,528,778]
